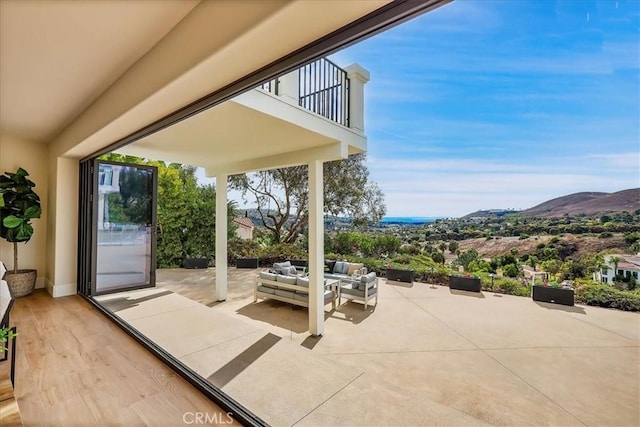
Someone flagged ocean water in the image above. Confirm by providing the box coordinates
[380,216,441,225]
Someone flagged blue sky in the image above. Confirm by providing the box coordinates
[330,0,640,217]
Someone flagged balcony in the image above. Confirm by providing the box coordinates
[261,57,350,128]
[117,58,369,176]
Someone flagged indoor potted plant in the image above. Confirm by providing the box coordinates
[0,168,41,296]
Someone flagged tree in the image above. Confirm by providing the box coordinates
[610,256,621,275]
[431,251,445,265]
[448,241,459,254]
[229,153,386,243]
[438,242,447,259]
[457,248,479,271]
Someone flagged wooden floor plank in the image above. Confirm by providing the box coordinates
[5,291,238,426]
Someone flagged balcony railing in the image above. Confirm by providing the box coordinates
[259,58,350,127]
[298,58,349,127]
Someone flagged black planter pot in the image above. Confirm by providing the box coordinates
[386,268,414,283]
[325,260,337,273]
[449,276,481,292]
[236,257,259,269]
[532,285,574,306]
[184,257,209,269]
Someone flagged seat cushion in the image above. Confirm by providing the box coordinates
[342,287,377,298]
[294,290,333,302]
[296,277,310,287]
[256,285,276,295]
[259,271,277,281]
[276,275,297,285]
[275,289,296,299]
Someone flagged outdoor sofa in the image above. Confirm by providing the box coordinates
[254,260,379,310]
[254,261,337,310]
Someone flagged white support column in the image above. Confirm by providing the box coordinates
[344,64,370,133]
[308,160,324,336]
[215,174,228,301]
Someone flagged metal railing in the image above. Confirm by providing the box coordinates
[298,58,350,127]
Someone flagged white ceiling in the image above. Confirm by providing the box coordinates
[117,100,333,168]
[0,0,395,160]
[0,0,200,143]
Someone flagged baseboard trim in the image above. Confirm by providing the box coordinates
[46,281,77,297]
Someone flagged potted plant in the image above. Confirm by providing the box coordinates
[449,273,482,292]
[532,281,574,306]
[385,263,414,283]
[236,248,259,269]
[0,168,41,297]
[0,327,16,353]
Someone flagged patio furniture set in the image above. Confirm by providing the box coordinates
[255,260,379,310]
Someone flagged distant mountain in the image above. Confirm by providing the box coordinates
[523,189,639,217]
[463,189,640,219]
[462,209,518,219]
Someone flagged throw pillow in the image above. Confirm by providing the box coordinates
[273,261,292,275]
[347,263,364,276]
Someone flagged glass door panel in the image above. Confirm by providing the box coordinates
[94,161,157,295]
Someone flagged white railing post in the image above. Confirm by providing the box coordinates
[276,70,299,104]
[344,64,370,132]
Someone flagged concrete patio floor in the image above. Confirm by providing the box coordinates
[97,267,640,426]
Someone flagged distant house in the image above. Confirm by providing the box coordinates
[594,254,640,284]
[233,215,254,240]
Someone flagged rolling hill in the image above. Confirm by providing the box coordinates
[464,188,639,218]
[523,188,639,217]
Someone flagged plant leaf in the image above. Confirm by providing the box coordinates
[2,215,23,229]
[24,205,41,219]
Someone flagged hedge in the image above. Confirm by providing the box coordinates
[574,280,640,311]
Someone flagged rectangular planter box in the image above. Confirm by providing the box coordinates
[236,257,259,269]
[184,257,209,269]
[532,285,574,306]
[449,276,481,292]
[386,268,414,283]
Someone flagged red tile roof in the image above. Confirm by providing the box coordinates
[233,217,254,229]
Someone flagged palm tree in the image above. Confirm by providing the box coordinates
[610,256,621,275]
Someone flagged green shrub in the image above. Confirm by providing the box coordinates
[574,280,640,311]
[257,243,306,266]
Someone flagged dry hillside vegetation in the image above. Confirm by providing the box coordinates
[458,234,627,260]
[523,189,639,217]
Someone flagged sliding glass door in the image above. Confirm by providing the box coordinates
[81,160,157,295]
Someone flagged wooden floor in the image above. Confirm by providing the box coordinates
[1,290,238,426]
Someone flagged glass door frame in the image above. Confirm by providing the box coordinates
[78,158,158,297]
